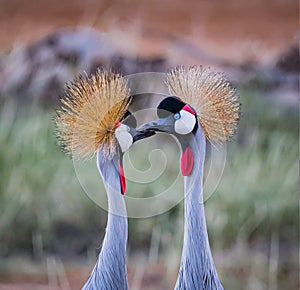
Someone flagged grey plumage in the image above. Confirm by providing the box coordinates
[174,128,223,290]
[139,113,225,289]
[82,150,129,290]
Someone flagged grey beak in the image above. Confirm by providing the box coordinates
[138,116,175,133]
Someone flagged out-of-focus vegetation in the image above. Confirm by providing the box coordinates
[0,84,297,289]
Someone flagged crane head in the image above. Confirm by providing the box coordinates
[139,96,198,136]
[54,69,155,195]
[55,69,157,159]
[138,96,198,176]
[138,66,240,176]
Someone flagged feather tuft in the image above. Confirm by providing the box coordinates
[166,66,240,143]
[54,69,131,160]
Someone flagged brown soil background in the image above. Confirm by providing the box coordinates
[0,0,298,64]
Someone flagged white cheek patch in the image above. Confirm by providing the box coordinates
[115,124,133,152]
[174,110,196,135]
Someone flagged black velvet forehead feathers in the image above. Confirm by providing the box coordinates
[157,96,186,118]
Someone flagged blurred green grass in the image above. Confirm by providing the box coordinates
[0,101,104,255]
[0,88,298,289]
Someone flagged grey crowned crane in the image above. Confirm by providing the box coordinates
[55,69,154,290]
[139,66,240,290]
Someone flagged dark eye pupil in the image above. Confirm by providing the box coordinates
[174,112,181,120]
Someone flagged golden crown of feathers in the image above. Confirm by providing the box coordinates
[166,66,240,143]
[55,69,131,160]
[55,66,239,160]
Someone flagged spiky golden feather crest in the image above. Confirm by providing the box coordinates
[166,66,240,142]
[55,69,131,160]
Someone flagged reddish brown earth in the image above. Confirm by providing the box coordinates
[0,0,298,64]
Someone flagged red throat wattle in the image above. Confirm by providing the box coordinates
[118,162,126,195]
[180,147,194,176]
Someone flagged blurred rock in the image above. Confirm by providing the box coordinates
[0,27,297,108]
[276,43,299,73]
[0,27,167,105]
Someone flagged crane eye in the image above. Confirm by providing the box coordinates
[174,112,181,120]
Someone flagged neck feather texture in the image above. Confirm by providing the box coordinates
[82,152,128,290]
[175,128,223,290]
